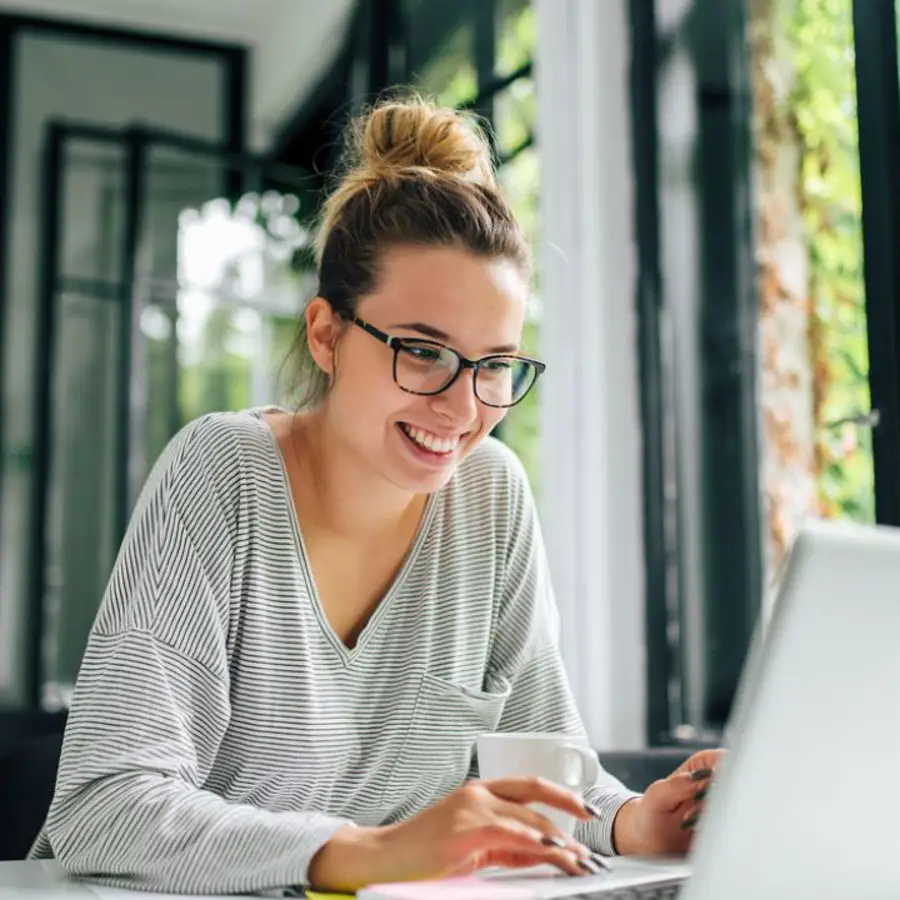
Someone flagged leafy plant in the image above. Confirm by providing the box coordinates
[784,0,875,521]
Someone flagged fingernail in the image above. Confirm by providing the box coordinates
[690,768,714,782]
[590,852,613,872]
[578,858,602,875]
[694,788,708,803]
[583,801,603,817]
[681,813,700,831]
[541,835,566,849]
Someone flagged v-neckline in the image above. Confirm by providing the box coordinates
[253,407,440,664]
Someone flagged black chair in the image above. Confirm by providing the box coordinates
[0,710,67,760]
[598,748,696,793]
[0,715,67,861]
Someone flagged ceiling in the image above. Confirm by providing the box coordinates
[0,0,275,44]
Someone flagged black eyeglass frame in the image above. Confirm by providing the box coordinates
[343,314,546,408]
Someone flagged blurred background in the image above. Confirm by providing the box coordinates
[0,0,895,752]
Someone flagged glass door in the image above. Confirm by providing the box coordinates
[31,123,314,704]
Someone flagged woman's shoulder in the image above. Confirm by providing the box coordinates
[138,408,281,509]
[454,436,530,502]
[444,437,535,542]
[160,407,276,464]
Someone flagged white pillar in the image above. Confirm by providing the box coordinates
[536,0,646,749]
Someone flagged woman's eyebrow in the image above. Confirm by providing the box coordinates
[390,321,520,354]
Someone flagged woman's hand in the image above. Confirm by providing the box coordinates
[308,777,607,892]
[612,749,724,855]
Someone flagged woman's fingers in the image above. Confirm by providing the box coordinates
[490,798,594,871]
[680,787,710,832]
[480,776,592,819]
[457,822,587,877]
[493,797,586,848]
[644,771,702,813]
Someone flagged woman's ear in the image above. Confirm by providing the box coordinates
[305,298,344,375]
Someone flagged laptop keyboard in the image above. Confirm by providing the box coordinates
[579,883,682,899]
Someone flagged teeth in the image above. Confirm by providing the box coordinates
[402,424,459,454]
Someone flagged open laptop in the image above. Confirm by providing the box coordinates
[360,518,900,899]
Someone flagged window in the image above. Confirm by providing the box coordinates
[640,0,900,743]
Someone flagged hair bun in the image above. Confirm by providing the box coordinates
[355,98,495,186]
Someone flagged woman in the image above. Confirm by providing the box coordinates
[31,98,719,895]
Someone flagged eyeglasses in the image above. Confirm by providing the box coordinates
[343,314,546,408]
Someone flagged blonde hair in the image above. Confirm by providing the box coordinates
[287,96,532,408]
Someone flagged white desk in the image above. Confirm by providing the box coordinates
[0,861,240,898]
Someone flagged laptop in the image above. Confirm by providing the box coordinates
[359,519,900,899]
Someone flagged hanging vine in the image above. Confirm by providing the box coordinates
[750,0,873,574]
[785,0,874,521]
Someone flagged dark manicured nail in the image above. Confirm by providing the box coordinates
[690,768,714,783]
[541,835,566,849]
[583,801,603,817]
[590,852,613,872]
[694,788,708,803]
[681,813,700,831]
[578,858,602,875]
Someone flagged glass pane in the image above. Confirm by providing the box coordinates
[139,146,312,488]
[496,0,535,77]
[44,288,122,698]
[751,0,874,585]
[497,145,541,493]
[60,140,127,284]
[42,138,130,703]
[404,1,478,105]
[494,77,535,160]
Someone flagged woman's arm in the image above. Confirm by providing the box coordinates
[40,418,352,895]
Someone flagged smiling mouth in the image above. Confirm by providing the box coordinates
[398,423,463,455]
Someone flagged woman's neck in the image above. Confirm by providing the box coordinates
[288,410,426,541]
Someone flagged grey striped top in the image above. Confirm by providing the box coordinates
[29,409,638,895]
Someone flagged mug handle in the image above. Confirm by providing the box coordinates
[556,744,601,790]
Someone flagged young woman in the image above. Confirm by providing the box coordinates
[31,99,720,895]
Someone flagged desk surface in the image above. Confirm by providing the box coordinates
[0,857,691,899]
[0,861,241,898]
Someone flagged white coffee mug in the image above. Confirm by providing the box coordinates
[476,732,600,836]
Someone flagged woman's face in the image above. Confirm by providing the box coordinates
[309,244,530,495]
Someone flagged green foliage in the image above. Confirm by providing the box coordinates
[496,0,536,75]
[784,0,875,521]
[413,23,478,107]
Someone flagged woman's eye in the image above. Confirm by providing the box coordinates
[405,345,441,362]
[483,359,513,373]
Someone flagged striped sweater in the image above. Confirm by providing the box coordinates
[30,409,637,895]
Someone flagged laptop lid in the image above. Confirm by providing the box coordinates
[682,519,900,900]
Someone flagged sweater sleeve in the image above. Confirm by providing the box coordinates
[35,417,351,895]
[485,448,640,857]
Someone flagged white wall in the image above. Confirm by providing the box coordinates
[0,30,224,705]
[536,0,647,749]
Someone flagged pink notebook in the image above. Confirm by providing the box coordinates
[357,877,532,900]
